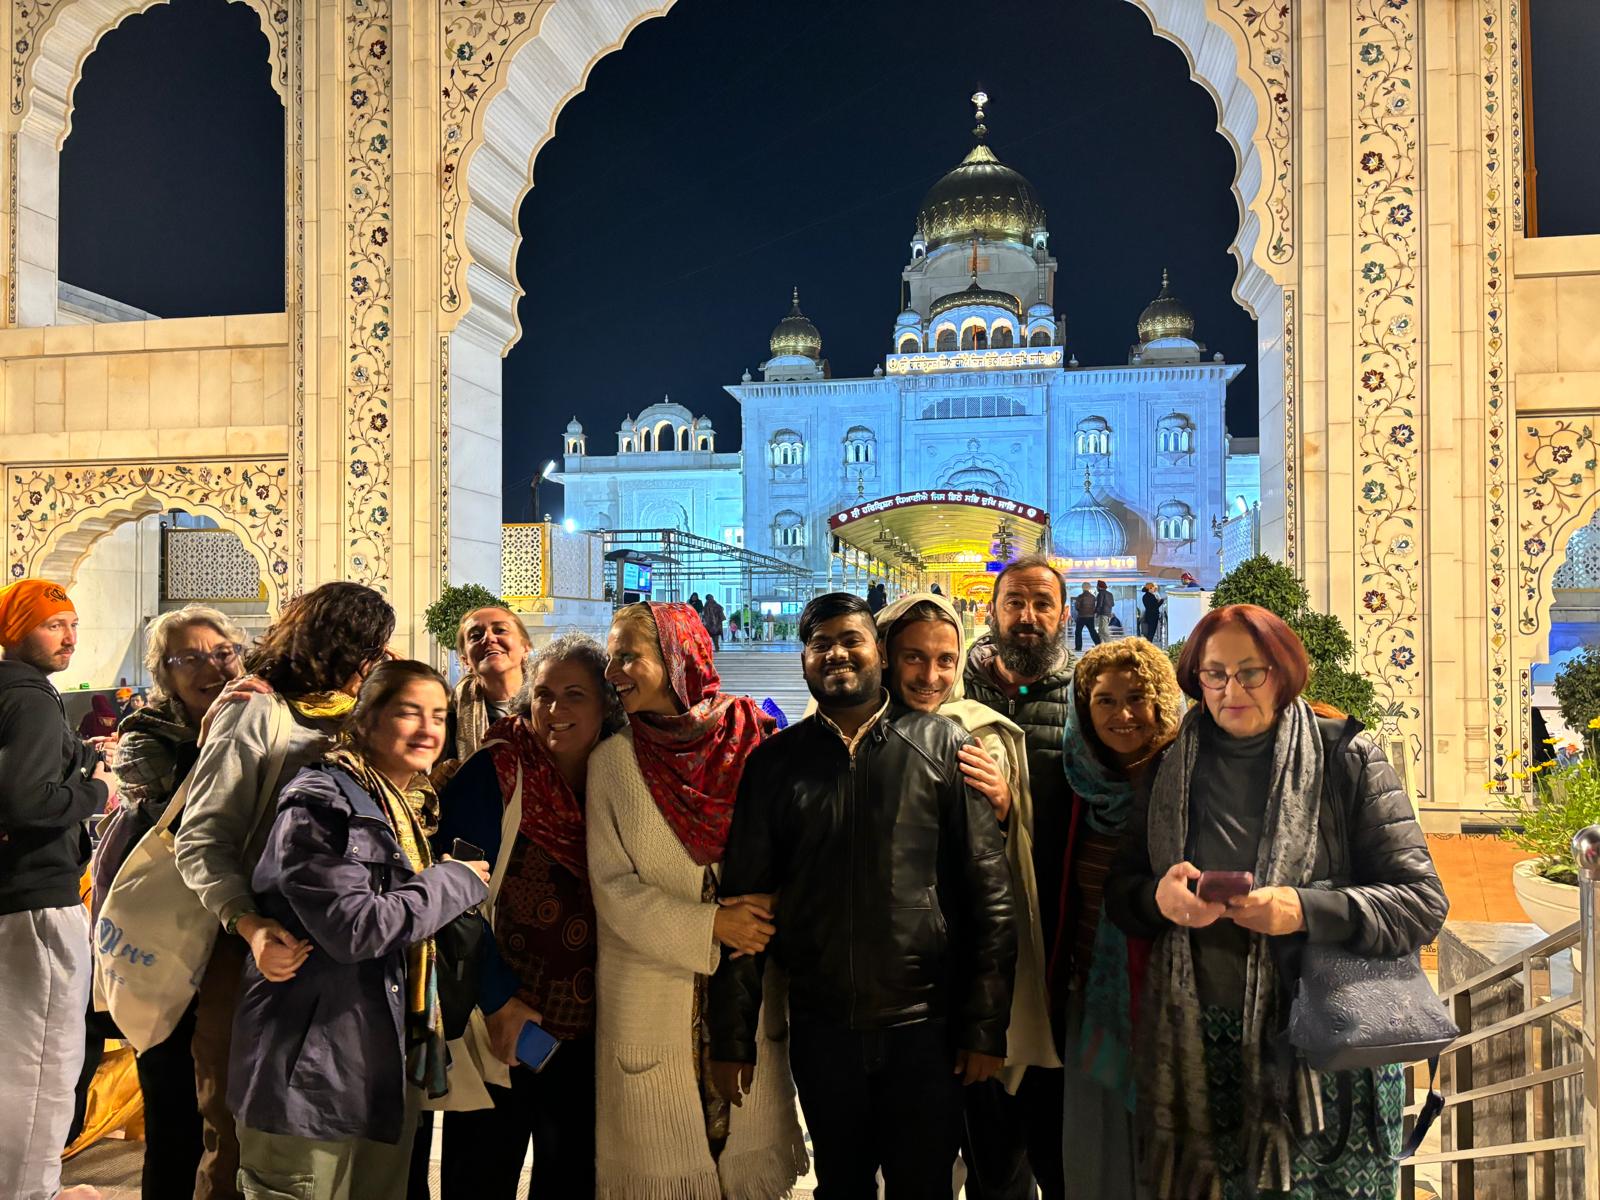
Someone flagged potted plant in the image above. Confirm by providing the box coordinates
[1499,750,1600,933]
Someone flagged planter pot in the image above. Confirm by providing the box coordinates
[1512,858,1580,935]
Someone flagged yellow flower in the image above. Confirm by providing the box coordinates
[1482,781,1499,790]
[1589,716,1600,730]
[1511,770,1529,780]
[1544,737,1562,744]
[1507,749,1522,760]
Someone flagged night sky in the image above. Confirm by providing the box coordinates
[57,0,1599,523]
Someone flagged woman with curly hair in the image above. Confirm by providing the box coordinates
[434,632,626,1198]
[175,581,395,1200]
[1059,637,1186,1199]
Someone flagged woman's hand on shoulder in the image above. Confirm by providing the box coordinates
[197,675,274,747]
[1225,886,1306,936]
[1154,862,1228,929]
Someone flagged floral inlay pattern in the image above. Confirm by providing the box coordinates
[7,461,290,607]
[1226,0,1295,263]
[346,0,393,593]
[1350,0,1422,776]
[1518,420,1599,630]
[1481,0,1514,789]
[440,0,547,315]
[1508,0,1525,233]
[438,335,451,591]
[1282,288,1297,566]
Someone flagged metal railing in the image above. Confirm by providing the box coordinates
[1401,827,1600,1199]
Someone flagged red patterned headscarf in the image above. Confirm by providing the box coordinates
[628,602,775,866]
[485,715,588,879]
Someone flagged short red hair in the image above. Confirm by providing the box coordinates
[1176,604,1310,708]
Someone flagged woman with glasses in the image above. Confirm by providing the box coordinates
[1105,604,1447,1200]
[106,605,246,1196]
[175,581,396,1200]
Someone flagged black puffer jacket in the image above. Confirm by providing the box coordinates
[0,658,107,914]
[1106,713,1449,961]
[709,704,1017,1062]
[962,637,1074,1029]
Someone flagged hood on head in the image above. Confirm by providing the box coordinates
[876,591,969,703]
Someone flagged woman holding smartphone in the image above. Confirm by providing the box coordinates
[1104,606,1447,1200]
[588,602,806,1198]
[433,632,625,1198]
[228,660,489,1200]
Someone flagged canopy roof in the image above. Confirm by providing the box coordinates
[828,489,1050,572]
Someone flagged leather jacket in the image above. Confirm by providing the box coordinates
[709,703,1016,1062]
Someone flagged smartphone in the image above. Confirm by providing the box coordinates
[515,1019,560,1072]
[450,838,485,862]
[1195,870,1254,904]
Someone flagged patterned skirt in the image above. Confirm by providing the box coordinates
[1201,1006,1404,1200]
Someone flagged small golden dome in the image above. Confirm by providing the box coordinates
[929,279,1021,319]
[916,95,1046,251]
[769,287,822,360]
[1136,269,1196,344]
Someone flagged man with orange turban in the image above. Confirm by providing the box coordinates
[0,578,111,1200]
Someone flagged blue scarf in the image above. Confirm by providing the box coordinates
[1062,707,1140,1110]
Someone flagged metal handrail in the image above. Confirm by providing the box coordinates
[1400,825,1600,1199]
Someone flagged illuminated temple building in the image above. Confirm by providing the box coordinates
[556,95,1255,617]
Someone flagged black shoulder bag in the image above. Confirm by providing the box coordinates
[1286,719,1458,1162]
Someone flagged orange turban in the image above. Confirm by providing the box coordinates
[0,578,74,648]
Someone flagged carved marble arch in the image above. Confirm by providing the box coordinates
[6,460,292,614]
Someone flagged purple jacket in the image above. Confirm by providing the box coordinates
[228,763,487,1144]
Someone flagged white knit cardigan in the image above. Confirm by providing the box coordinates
[587,731,809,1200]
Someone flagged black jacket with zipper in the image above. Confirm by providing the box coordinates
[708,703,1017,1062]
[0,658,108,914]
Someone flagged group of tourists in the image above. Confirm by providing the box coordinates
[0,551,1447,1200]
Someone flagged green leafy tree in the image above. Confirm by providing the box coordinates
[1553,646,1600,735]
[1204,555,1379,727]
[424,582,509,654]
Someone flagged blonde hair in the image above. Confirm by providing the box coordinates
[1072,637,1187,761]
[455,605,532,659]
[610,602,662,657]
[143,605,246,701]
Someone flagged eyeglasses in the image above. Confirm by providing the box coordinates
[165,645,242,672]
[1197,665,1273,691]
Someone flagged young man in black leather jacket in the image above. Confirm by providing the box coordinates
[709,591,1016,1197]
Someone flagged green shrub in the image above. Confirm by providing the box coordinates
[1499,758,1600,884]
[1554,646,1600,736]
[424,582,510,653]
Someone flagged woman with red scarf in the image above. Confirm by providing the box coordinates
[432,632,624,1198]
[589,602,808,1198]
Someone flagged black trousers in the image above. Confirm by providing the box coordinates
[960,1065,1065,1200]
[133,1003,207,1198]
[1073,617,1102,650]
[790,1019,961,1199]
[439,1033,596,1198]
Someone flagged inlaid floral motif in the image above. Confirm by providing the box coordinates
[1518,420,1599,630]
[440,0,547,315]
[1351,0,1422,775]
[1282,288,1297,566]
[7,461,291,607]
[1226,1,1295,263]
[346,0,393,593]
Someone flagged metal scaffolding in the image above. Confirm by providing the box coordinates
[597,528,813,608]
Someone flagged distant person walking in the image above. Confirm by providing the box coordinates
[1072,584,1101,651]
[1140,582,1163,642]
[702,593,726,652]
[1094,581,1115,644]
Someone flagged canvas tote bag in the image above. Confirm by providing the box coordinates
[424,738,525,1112]
[94,694,292,1052]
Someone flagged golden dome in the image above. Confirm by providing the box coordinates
[916,95,1045,250]
[769,287,822,360]
[1136,269,1196,344]
[929,279,1021,319]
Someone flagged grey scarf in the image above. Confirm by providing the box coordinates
[1141,698,1326,1198]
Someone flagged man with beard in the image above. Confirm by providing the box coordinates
[708,592,1016,1197]
[0,579,110,1200]
[962,555,1074,1200]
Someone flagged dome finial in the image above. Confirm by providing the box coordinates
[791,286,801,312]
[969,236,980,286]
[1161,267,1170,293]
[1082,466,1093,495]
[971,90,988,141]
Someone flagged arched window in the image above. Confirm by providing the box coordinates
[1028,328,1051,347]
[656,422,675,451]
[1156,413,1196,457]
[621,438,633,452]
[843,426,876,465]
[677,426,689,451]
[771,430,805,471]
[638,428,652,452]
[936,327,957,351]
[898,333,920,354]
[1156,500,1196,542]
[773,510,806,548]
[990,324,1014,349]
[698,436,710,451]
[1075,416,1113,458]
[960,327,977,350]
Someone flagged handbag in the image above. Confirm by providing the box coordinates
[94,695,292,1053]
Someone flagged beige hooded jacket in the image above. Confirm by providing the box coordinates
[875,591,1061,1089]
